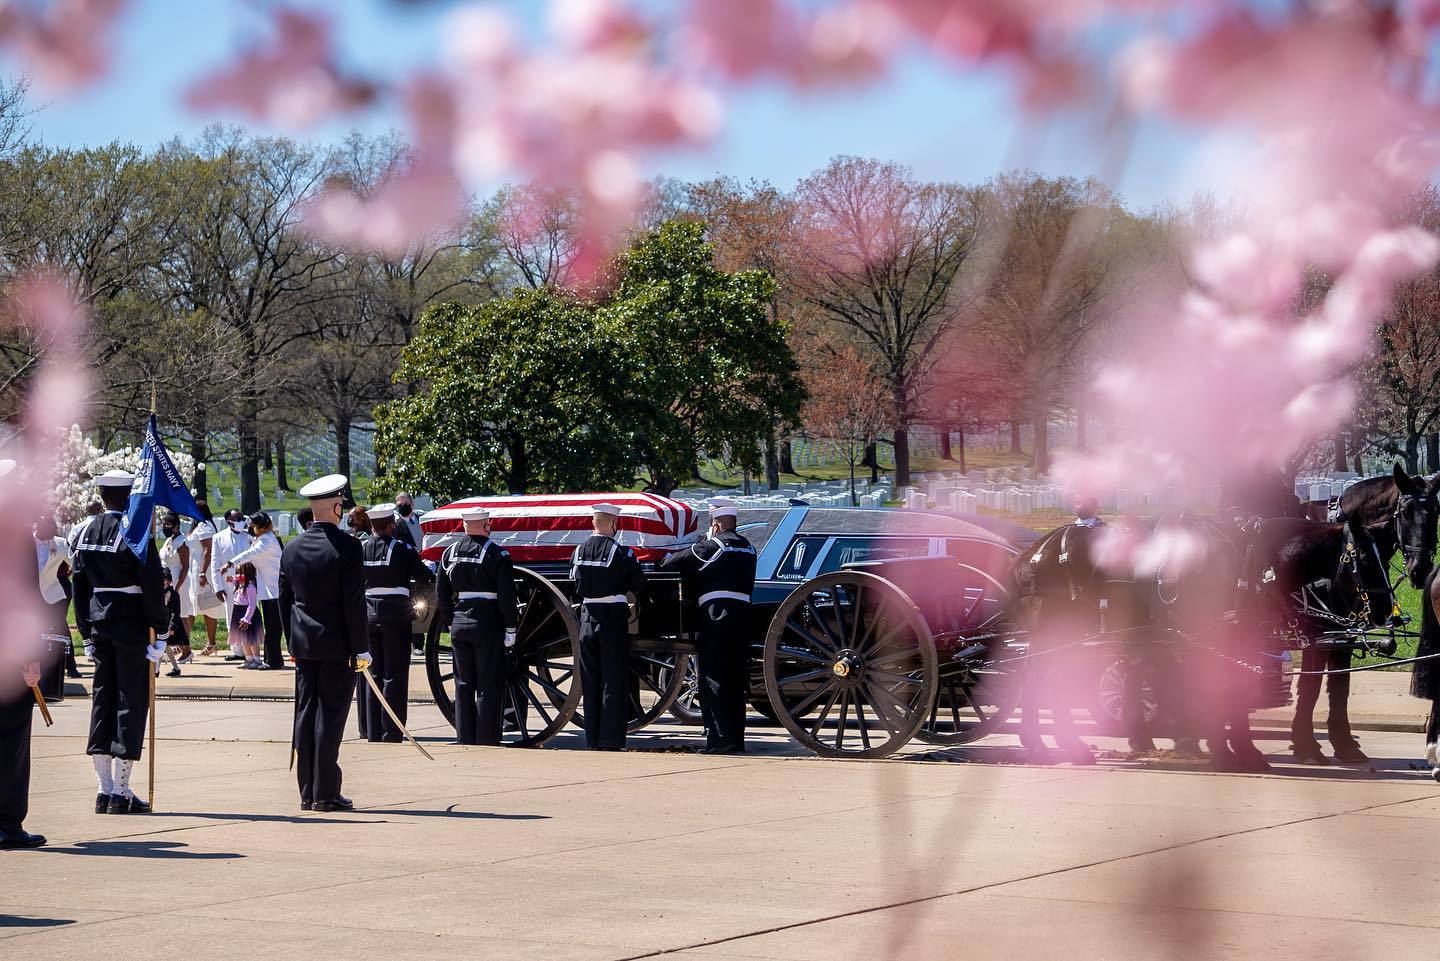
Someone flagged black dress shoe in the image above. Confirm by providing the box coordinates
[300,800,312,811]
[95,793,110,814]
[107,794,151,815]
[313,796,354,813]
[0,830,46,848]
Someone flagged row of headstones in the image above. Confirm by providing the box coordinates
[1293,474,1363,503]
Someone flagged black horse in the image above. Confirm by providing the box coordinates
[1010,513,1244,766]
[1246,515,1396,764]
[1285,465,1440,763]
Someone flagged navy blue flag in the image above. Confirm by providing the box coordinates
[124,414,202,558]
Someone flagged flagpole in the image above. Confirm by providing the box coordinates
[148,380,157,812]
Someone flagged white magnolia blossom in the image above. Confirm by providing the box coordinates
[50,424,197,524]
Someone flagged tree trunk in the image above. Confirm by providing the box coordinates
[849,457,857,506]
[189,434,207,503]
[334,415,353,502]
[1428,433,1439,475]
[1076,405,1087,449]
[1353,443,1365,476]
[1009,419,1023,455]
[779,436,794,475]
[1405,431,1420,475]
[764,432,780,490]
[956,423,966,474]
[239,421,261,514]
[866,443,879,484]
[506,434,528,494]
[262,438,273,474]
[1032,404,1050,476]
[939,426,952,461]
[742,469,752,496]
[894,425,911,489]
[275,435,290,492]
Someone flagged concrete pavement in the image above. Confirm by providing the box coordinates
[4,694,1440,960]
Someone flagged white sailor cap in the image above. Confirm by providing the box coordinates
[368,502,396,523]
[460,507,490,522]
[0,458,15,479]
[590,502,622,517]
[299,473,348,499]
[709,497,738,519]
[96,469,135,488]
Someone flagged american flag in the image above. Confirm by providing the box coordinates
[418,492,701,565]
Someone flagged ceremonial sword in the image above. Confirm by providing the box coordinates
[358,664,435,761]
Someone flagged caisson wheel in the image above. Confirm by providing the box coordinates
[667,655,703,724]
[560,646,686,734]
[425,567,581,747]
[763,570,937,759]
[916,655,1021,746]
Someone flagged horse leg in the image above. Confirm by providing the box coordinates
[1425,701,1440,774]
[1326,649,1367,763]
[1050,651,1094,765]
[1290,645,1328,763]
[1017,656,1054,763]
[1123,652,1155,754]
[1226,707,1271,772]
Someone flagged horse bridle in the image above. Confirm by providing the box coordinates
[1335,524,1390,625]
[1393,493,1438,576]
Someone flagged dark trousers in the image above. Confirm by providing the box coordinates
[0,693,32,833]
[453,626,506,745]
[1292,646,1355,747]
[697,600,748,751]
[580,604,630,751]
[294,659,352,803]
[86,621,150,761]
[366,620,412,742]
[260,598,285,669]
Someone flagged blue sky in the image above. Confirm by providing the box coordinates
[14,0,1229,211]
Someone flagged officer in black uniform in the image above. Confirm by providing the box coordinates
[572,502,646,751]
[279,474,368,812]
[71,469,170,814]
[1,457,45,847]
[662,497,756,753]
[361,503,434,742]
[435,507,518,745]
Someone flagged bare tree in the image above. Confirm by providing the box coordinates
[791,156,985,487]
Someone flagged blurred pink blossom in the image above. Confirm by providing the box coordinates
[184,8,376,129]
[0,274,89,700]
[0,0,127,91]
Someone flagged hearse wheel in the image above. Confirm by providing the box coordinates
[763,570,937,759]
[425,567,581,747]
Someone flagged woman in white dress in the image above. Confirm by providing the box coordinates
[158,511,194,662]
[187,499,224,656]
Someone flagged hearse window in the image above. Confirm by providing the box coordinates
[775,536,829,580]
[819,538,930,574]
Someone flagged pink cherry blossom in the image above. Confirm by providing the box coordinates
[184,8,376,129]
[0,0,127,91]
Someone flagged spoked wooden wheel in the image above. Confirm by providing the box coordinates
[763,570,937,759]
[667,654,703,724]
[561,646,686,733]
[917,656,1021,745]
[425,567,581,747]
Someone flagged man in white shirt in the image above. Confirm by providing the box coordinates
[209,509,254,662]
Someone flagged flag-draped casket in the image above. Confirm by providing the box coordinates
[418,493,700,566]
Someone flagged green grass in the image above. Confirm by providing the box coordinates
[198,463,373,514]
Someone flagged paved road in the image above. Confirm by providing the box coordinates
[4,697,1439,961]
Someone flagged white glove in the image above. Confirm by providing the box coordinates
[504,630,517,648]
[145,641,167,664]
[84,643,95,659]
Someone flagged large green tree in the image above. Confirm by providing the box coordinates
[374,289,635,499]
[601,219,804,493]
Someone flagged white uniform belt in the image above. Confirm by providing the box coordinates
[457,591,499,601]
[365,587,410,597]
[582,594,628,605]
[94,585,142,595]
[698,590,751,606]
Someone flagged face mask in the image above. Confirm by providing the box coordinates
[397,503,413,516]
[230,520,246,532]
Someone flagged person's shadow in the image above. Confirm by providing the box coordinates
[161,811,384,826]
[40,841,242,860]
[0,916,76,928]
